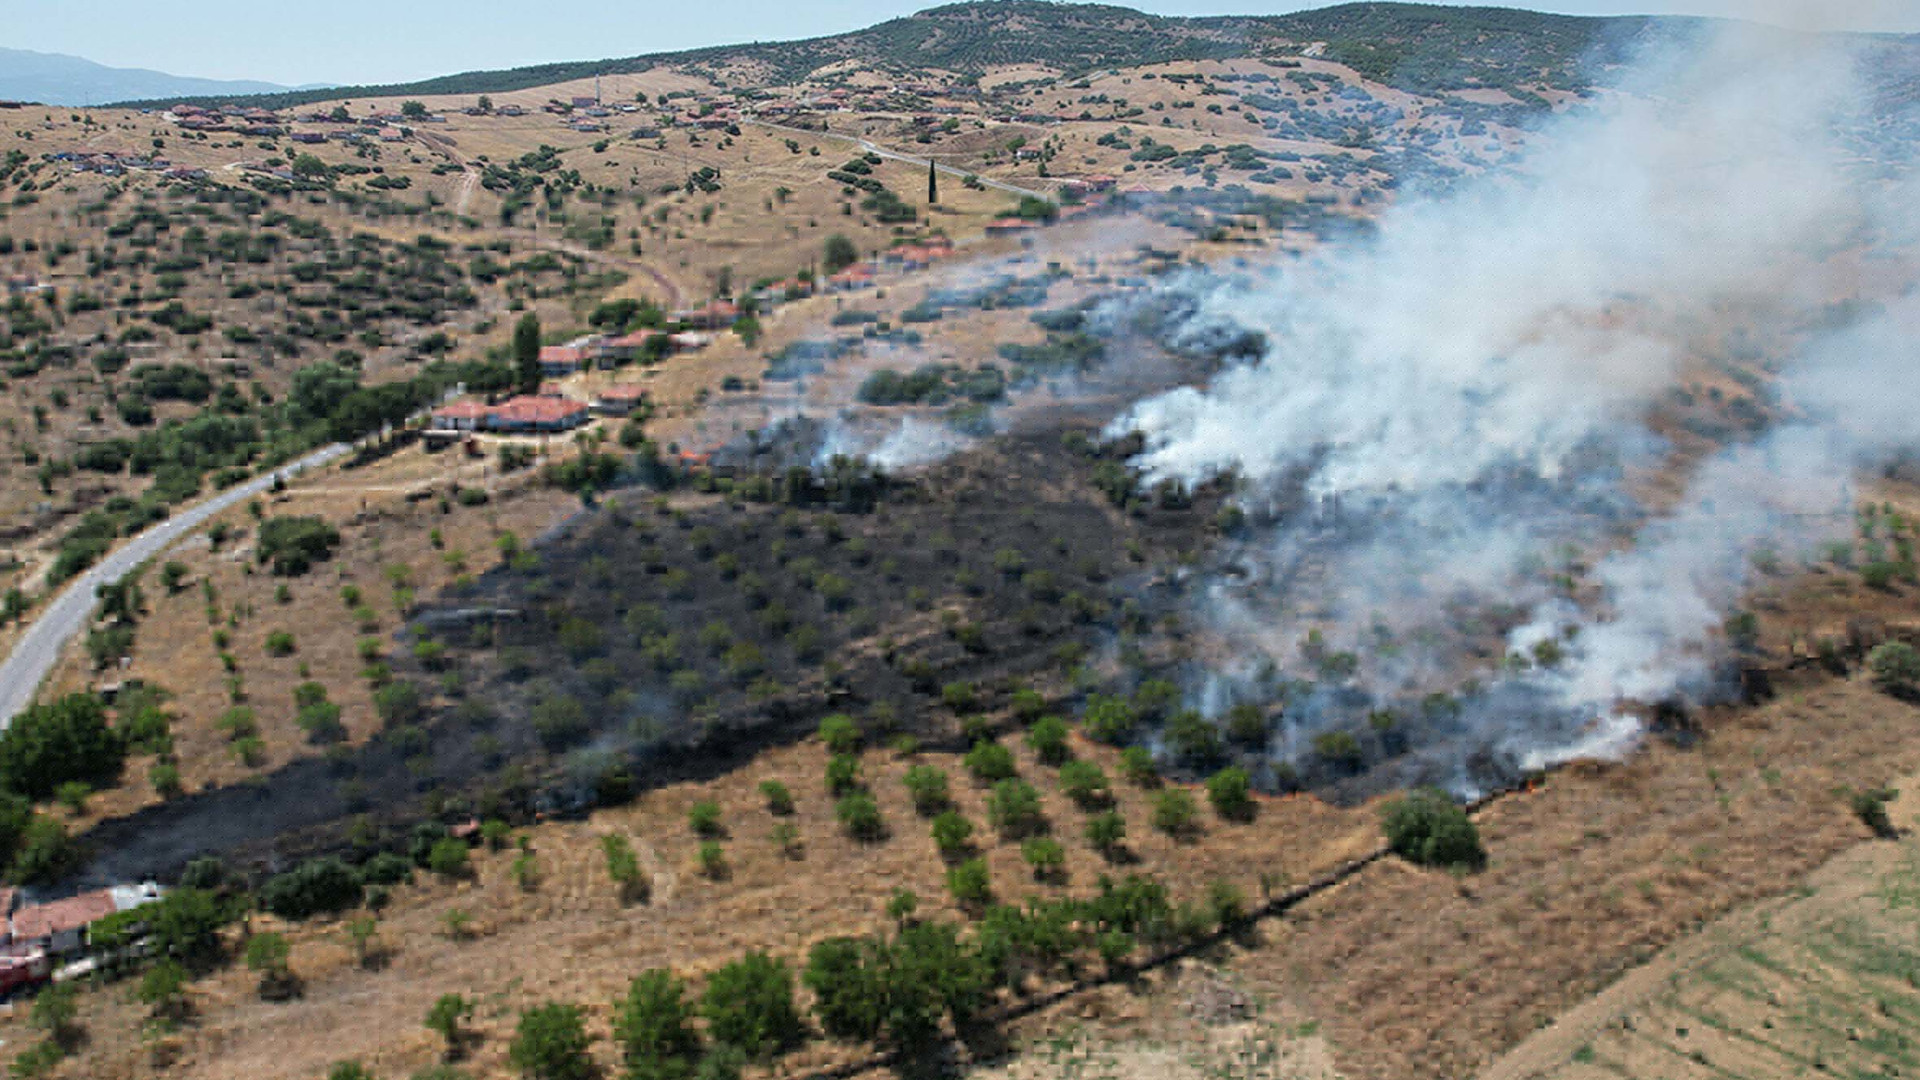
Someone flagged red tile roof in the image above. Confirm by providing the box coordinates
[597,385,648,401]
[432,401,492,421]
[538,346,590,365]
[12,891,118,941]
[491,395,587,427]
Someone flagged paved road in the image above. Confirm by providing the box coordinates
[745,119,1051,201]
[0,443,350,726]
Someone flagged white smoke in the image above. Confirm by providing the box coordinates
[1109,23,1919,779]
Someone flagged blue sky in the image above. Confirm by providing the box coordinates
[5,0,1918,86]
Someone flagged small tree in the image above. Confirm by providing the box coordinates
[987,778,1044,838]
[823,234,859,273]
[836,791,885,841]
[818,713,861,754]
[616,969,701,1080]
[31,981,81,1049]
[1025,715,1072,765]
[946,856,991,906]
[244,931,296,1000]
[930,810,974,860]
[1150,788,1197,837]
[1869,641,1920,696]
[344,916,382,969]
[825,753,863,796]
[513,313,544,396]
[136,958,191,1025]
[1058,760,1111,808]
[426,992,474,1060]
[901,763,950,815]
[688,799,724,837]
[1021,836,1067,881]
[427,837,471,878]
[758,779,794,815]
[510,1002,594,1080]
[1381,788,1485,870]
[603,833,647,903]
[1085,810,1127,858]
[964,739,1016,783]
[697,840,727,879]
[1205,765,1255,821]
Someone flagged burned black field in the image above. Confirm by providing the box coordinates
[77,431,1229,881]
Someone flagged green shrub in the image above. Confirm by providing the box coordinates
[1205,765,1255,821]
[901,764,950,815]
[758,779,794,815]
[824,753,862,796]
[1057,760,1111,808]
[964,739,1016,783]
[1380,788,1485,870]
[1150,788,1197,837]
[1869,641,1920,694]
[256,515,340,575]
[1021,836,1066,880]
[1085,810,1127,856]
[426,838,470,877]
[509,1002,594,1080]
[930,810,974,858]
[1082,693,1137,744]
[1025,715,1072,765]
[1119,746,1158,786]
[688,799,724,837]
[616,970,700,1080]
[945,857,991,906]
[836,792,885,841]
[987,779,1045,839]
[817,714,861,755]
[0,693,125,799]
[260,857,364,920]
[700,952,802,1060]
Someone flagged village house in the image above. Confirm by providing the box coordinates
[8,884,161,958]
[590,385,650,416]
[537,345,591,377]
[985,217,1041,237]
[487,394,589,433]
[428,399,492,433]
[827,265,877,291]
[671,300,741,330]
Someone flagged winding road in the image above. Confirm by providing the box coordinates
[0,443,350,726]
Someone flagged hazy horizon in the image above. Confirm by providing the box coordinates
[4,0,1917,89]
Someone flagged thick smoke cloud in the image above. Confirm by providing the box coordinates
[1109,24,1919,784]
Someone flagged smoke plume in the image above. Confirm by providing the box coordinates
[1108,23,1920,786]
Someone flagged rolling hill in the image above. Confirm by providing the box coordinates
[0,47,323,106]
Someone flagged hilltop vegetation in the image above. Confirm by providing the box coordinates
[130,2,1689,110]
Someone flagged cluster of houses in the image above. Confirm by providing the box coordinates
[162,103,285,136]
[45,150,204,180]
[0,882,165,992]
[428,383,648,438]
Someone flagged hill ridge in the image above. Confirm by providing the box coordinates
[109,1,1698,110]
